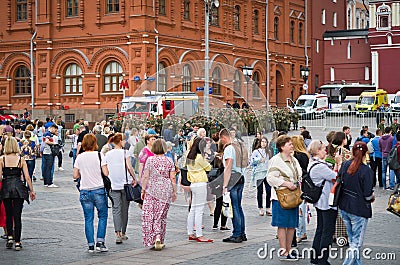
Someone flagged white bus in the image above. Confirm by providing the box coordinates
[319,83,376,114]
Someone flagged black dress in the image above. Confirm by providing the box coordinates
[0,157,29,203]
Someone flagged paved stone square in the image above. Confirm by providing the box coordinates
[0,129,399,265]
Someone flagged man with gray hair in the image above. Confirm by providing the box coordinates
[76,125,88,155]
[94,125,108,152]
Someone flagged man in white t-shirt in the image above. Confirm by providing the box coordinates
[41,124,59,188]
[220,128,247,244]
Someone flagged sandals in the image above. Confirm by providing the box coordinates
[6,237,13,249]
[15,242,22,251]
[195,237,214,243]
[154,238,165,250]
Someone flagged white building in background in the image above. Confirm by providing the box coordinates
[347,0,369,29]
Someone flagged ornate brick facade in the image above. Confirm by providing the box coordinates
[0,0,311,120]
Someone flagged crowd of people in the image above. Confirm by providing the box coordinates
[0,111,396,265]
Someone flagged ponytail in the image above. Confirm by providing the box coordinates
[347,141,367,175]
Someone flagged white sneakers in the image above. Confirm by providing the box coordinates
[58,167,65,171]
[47,184,59,188]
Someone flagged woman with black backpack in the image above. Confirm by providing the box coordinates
[307,140,340,265]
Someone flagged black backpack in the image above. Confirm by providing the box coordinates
[301,162,325,203]
[50,144,61,157]
[388,145,400,170]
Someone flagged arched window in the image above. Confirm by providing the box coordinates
[182,65,191,92]
[158,62,167,92]
[299,22,303,44]
[14,65,31,95]
[290,20,295,43]
[184,0,190,20]
[253,10,259,34]
[274,17,279,40]
[234,6,241,31]
[252,71,260,98]
[347,8,352,29]
[64,63,82,94]
[103,61,122,92]
[210,4,219,26]
[234,70,242,97]
[377,4,391,30]
[212,67,221,95]
[106,0,119,14]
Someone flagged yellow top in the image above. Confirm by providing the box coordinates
[187,154,212,183]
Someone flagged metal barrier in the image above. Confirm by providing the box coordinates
[297,111,398,131]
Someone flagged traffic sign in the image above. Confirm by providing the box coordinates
[302,84,308,90]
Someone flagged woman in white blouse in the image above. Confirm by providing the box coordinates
[105,133,136,244]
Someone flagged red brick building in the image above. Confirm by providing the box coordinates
[0,0,310,120]
[310,0,347,92]
[322,29,371,85]
[369,1,400,93]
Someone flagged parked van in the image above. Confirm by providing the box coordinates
[355,89,388,113]
[391,91,400,112]
[287,94,329,119]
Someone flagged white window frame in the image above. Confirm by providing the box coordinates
[330,67,335,82]
[322,9,326,25]
[365,66,370,81]
[333,12,337,27]
[376,4,391,31]
[347,42,351,59]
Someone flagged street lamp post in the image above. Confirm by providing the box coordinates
[204,0,219,118]
[242,65,253,105]
[300,66,310,92]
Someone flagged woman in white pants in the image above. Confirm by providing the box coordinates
[186,137,213,243]
[105,133,136,244]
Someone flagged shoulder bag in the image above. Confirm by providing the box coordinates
[17,157,30,204]
[97,152,114,207]
[68,136,74,158]
[275,155,302,209]
[387,184,400,217]
[123,150,143,204]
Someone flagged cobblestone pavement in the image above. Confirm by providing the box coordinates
[0,128,399,265]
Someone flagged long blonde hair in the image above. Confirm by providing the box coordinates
[291,135,310,158]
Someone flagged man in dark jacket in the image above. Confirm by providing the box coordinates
[93,125,107,151]
[378,127,394,190]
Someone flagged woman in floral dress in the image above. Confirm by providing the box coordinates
[141,139,176,250]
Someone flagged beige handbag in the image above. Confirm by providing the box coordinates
[275,186,303,209]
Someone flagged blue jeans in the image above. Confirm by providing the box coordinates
[382,157,396,189]
[80,188,109,246]
[26,159,35,180]
[229,183,245,238]
[72,148,77,167]
[296,201,307,238]
[382,157,388,189]
[340,210,368,265]
[42,154,55,185]
[389,170,397,189]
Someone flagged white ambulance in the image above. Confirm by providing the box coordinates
[287,94,329,119]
